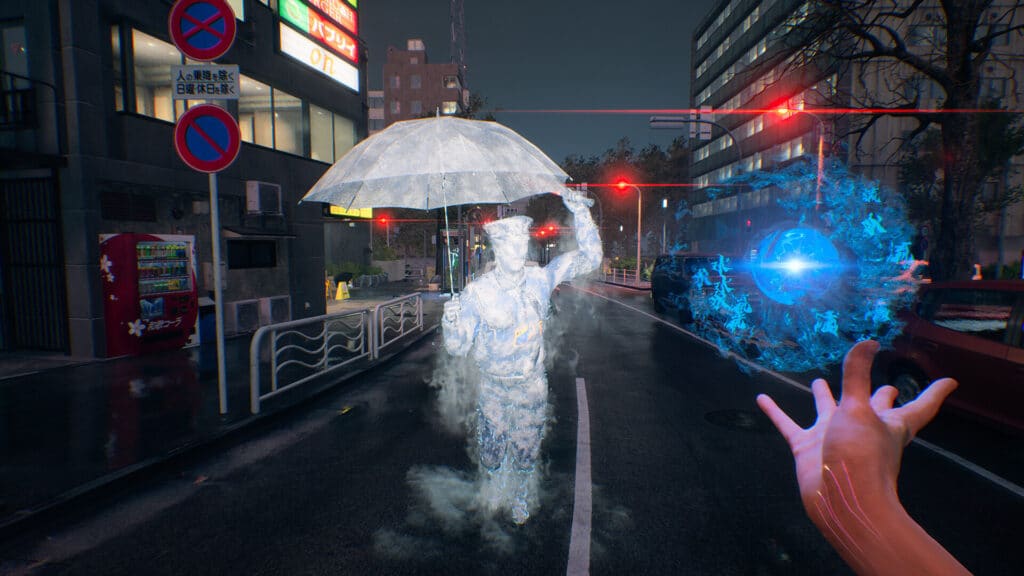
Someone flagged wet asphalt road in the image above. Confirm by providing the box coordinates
[2,284,1021,575]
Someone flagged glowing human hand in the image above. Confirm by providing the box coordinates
[756,340,965,575]
[558,188,594,212]
[442,295,461,325]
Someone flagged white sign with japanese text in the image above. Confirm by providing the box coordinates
[170,65,240,100]
[279,23,359,92]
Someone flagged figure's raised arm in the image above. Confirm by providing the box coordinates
[545,189,603,287]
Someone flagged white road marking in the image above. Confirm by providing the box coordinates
[575,284,1024,501]
[567,377,592,576]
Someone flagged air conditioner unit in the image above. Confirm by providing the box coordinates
[259,296,291,326]
[246,181,282,215]
[226,299,261,334]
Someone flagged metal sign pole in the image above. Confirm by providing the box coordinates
[210,172,228,414]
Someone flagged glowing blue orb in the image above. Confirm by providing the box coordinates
[752,227,841,305]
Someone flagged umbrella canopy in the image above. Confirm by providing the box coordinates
[301,116,569,210]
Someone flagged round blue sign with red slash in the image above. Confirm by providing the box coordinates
[169,0,236,61]
[174,104,240,173]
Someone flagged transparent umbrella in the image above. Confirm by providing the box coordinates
[301,116,575,293]
[301,116,570,210]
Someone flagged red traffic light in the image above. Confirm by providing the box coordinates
[615,178,629,191]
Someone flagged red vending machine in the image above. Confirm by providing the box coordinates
[99,233,199,357]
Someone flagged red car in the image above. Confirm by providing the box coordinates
[876,280,1024,433]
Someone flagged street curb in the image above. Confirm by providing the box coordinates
[600,280,651,291]
[0,324,440,545]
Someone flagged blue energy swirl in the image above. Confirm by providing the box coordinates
[672,157,919,373]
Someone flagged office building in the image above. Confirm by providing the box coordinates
[0,0,367,357]
[381,39,466,124]
[689,0,1023,264]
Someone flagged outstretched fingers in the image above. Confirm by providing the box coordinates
[870,385,900,412]
[893,377,958,439]
[840,340,881,405]
[757,394,803,448]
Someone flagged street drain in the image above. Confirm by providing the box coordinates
[704,409,772,433]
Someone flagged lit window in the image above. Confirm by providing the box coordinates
[443,75,459,89]
[111,26,124,111]
[272,88,303,155]
[333,115,355,161]
[239,75,272,147]
[310,103,333,162]
[131,29,181,122]
[441,101,458,114]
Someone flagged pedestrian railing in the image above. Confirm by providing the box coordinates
[371,293,424,358]
[602,268,650,288]
[250,293,424,414]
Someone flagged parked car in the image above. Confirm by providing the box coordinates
[650,253,756,323]
[875,279,1024,433]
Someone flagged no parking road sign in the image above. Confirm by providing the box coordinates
[169,0,237,61]
[174,104,240,173]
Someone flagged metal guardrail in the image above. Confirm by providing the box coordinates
[250,293,423,414]
[602,268,649,288]
[371,293,424,358]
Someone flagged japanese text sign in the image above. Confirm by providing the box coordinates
[171,64,239,100]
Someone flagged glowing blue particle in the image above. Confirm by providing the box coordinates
[814,310,840,336]
[861,213,886,236]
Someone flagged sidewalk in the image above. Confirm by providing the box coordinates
[0,283,444,540]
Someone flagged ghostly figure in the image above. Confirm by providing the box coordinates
[442,190,602,524]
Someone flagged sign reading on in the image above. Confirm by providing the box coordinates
[168,0,237,61]
[279,22,359,92]
[174,104,241,173]
[171,64,239,100]
[280,0,358,62]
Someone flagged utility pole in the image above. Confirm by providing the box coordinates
[450,0,468,106]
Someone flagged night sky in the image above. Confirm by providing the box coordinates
[360,0,718,164]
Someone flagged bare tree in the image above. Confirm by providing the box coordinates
[785,0,1024,280]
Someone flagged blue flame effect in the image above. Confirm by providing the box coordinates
[671,158,918,373]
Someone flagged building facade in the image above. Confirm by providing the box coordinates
[688,0,1023,266]
[0,0,367,357]
[381,39,465,124]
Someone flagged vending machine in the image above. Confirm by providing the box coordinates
[99,233,199,357]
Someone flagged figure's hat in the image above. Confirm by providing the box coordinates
[484,215,533,240]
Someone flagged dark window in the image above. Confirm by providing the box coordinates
[922,288,1016,343]
[228,240,277,269]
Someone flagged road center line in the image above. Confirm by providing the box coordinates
[574,284,1024,501]
[567,377,592,576]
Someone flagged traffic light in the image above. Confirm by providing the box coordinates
[615,178,630,191]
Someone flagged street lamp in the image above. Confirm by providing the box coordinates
[776,107,827,208]
[616,179,642,287]
[650,114,745,252]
